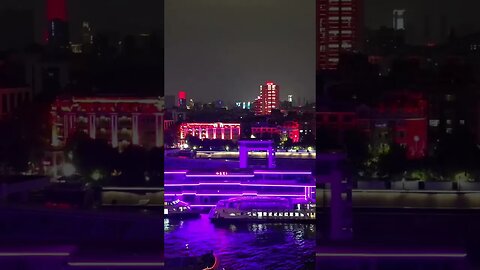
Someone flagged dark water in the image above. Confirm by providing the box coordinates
[164,214,315,270]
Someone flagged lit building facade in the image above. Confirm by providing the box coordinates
[251,121,300,143]
[178,91,186,108]
[317,0,362,70]
[180,122,241,141]
[255,82,280,115]
[46,0,69,48]
[51,97,165,149]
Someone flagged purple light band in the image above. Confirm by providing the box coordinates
[254,170,312,175]
[186,174,255,178]
[190,204,216,207]
[164,183,315,188]
[316,252,467,258]
[165,193,305,197]
[164,171,187,174]
[68,262,165,267]
[0,252,70,257]
[103,187,163,191]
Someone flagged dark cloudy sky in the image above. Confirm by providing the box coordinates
[165,0,315,103]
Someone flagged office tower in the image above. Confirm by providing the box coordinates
[393,9,406,30]
[46,0,69,48]
[317,0,363,70]
[178,91,187,108]
[255,82,280,115]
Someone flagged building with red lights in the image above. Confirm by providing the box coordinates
[46,0,69,47]
[51,97,165,149]
[317,0,363,70]
[178,91,186,108]
[255,82,280,115]
[180,122,241,141]
[251,121,300,143]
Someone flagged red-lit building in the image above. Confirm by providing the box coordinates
[51,97,165,149]
[46,0,69,47]
[317,0,363,70]
[372,92,428,159]
[0,87,32,119]
[254,82,280,115]
[251,121,300,143]
[180,122,241,141]
[178,91,186,108]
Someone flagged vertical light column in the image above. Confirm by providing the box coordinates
[230,126,233,140]
[330,171,353,241]
[110,114,118,147]
[132,113,139,145]
[213,127,217,139]
[239,144,248,168]
[88,114,96,139]
[267,146,276,169]
[221,127,225,140]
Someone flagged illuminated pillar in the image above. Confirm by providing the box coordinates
[239,142,248,168]
[221,127,225,140]
[213,127,217,139]
[88,114,96,139]
[132,114,139,145]
[110,114,118,147]
[267,145,276,169]
[230,126,233,140]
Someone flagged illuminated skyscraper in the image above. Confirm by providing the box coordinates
[317,0,363,70]
[255,82,280,115]
[178,91,187,108]
[393,9,406,30]
[46,0,69,48]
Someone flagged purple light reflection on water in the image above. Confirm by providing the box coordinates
[164,214,315,269]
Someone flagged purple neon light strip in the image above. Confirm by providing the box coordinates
[164,171,187,174]
[164,183,315,188]
[0,252,70,257]
[190,204,216,207]
[68,262,165,267]
[164,193,305,197]
[315,252,467,258]
[186,174,255,178]
[254,170,311,175]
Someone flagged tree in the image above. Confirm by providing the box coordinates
[377,143,408,177]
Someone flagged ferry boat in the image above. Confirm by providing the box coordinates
[208,196,315,223]
[164,199,200,218]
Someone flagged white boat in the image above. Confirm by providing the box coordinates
[164,199,199,218]
[208,196,315,223]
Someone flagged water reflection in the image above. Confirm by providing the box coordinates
[164,214,315,270]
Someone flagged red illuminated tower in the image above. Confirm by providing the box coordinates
[178,91,187,108]
[255,82,279,115]
[46,0,69,47]
[317,0,363,70]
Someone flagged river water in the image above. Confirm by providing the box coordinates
[164,214,315,270]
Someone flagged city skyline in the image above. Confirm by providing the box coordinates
[164,0,316,103]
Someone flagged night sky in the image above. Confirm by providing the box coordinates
[165,0,315,103]
[1,0,480,101]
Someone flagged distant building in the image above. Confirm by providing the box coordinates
[51,96,165,150]
[317,0,363,70]
[46,0,69,48]
[164,95,176,109]
[393,9,406,30]
[235,101,252,110]
[178,91,187,108]
[287,95,293,103]
[255,82,280,115]
[180,122,241,141]
[250,121,300,143]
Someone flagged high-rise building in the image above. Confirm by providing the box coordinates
[317,0,363,70]
[46,0,69,48]
[287,95,293,103]
[255,82,280,115]
[393,9,406,30]
[178,91,187,108]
